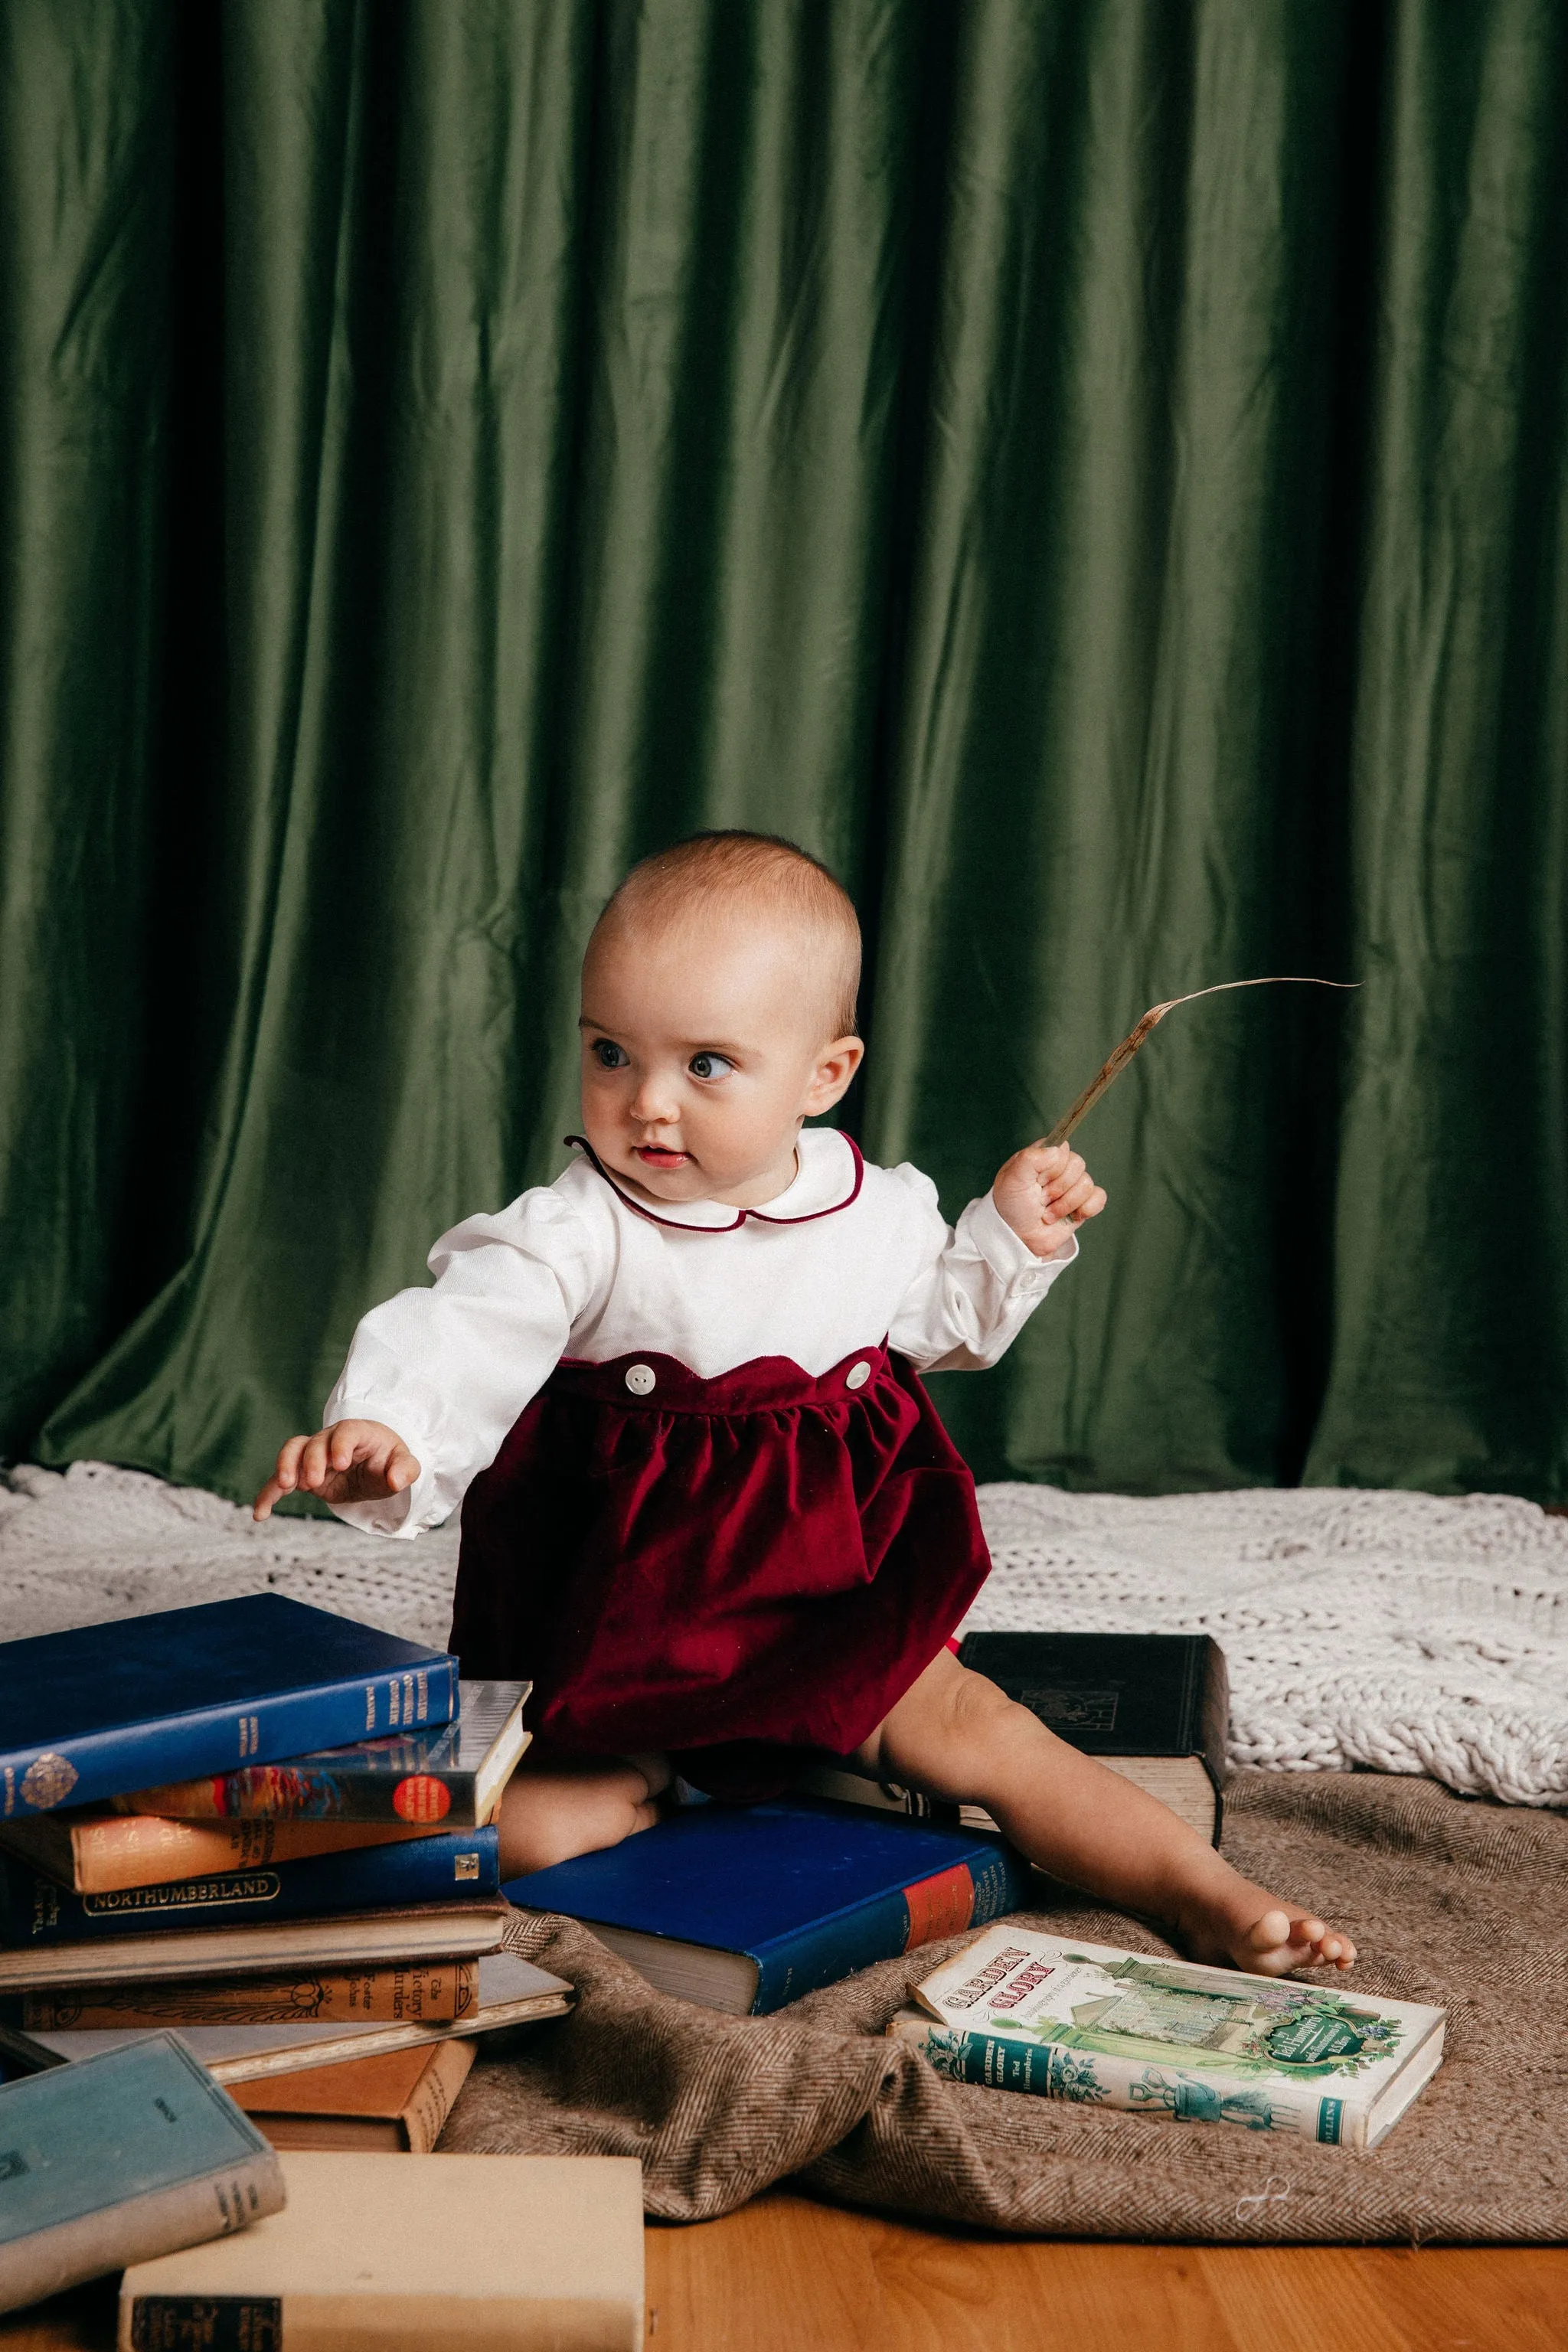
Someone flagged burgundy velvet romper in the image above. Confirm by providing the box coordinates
[326,1132,1073,1800]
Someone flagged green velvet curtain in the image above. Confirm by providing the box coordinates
[3,0,1566,1508]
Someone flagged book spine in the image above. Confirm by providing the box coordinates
[1,1659,459,1821]
[0,2151,285,2316]
[753,1842,1032,2012]
[968,1845,1032,1923]
[402,2034,476,2153]
[1199,1635,1231,1835]
[122,1757,483,1828]
[890,2015,1337,2140]
[24,1959,477,2030]
[121,2291,638,2350]
[122,2292,283,2351]
[57,1815,430,1894]
[0,1827,500,1945]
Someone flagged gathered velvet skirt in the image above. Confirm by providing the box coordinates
[449,1344,991,1798]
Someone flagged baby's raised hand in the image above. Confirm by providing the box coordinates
[993,1142,1107,1259]
[253,1420,421,1521]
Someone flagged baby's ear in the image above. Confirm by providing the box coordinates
[805,1034,864,1112]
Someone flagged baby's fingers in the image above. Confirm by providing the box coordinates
[1041,1149,1088,1198]
[253,1433,310,1521]
[296,1429,338,1494]
[385,1441,421,1494]
[1052,1172,1104,1220]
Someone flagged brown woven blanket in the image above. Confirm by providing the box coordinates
[441,1772,1568,2239]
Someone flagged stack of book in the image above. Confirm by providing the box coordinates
[0,2047,645,2339]
[0,1595,570,2153]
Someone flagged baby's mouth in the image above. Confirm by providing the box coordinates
[634,1145,690,1170]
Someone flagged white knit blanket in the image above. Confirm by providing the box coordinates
[5,1463,1566,1808]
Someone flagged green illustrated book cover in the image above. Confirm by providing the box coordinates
[889,1926,1445,2149]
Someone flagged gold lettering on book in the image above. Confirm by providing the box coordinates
[82,1872,281,1916]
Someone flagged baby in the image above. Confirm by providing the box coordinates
[256,831,1353,1976]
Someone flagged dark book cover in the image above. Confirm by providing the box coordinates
[117,1681,528,1828]
[956,1631,1229,1798]
[0,1597,458,1821]
[504,1796,1030,2013]
[0,1827,499,1946]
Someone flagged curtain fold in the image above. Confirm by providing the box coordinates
[1,0,1563,1507]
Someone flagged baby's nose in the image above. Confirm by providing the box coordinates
[629,1074,678,1123]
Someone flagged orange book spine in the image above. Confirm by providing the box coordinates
[24,1958,477,2028]
[67,1813,431,1894]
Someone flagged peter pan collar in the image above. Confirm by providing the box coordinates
[564,1127,864,1232]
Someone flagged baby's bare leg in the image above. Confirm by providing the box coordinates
[856,1651,1354,1975]
[498,1752,671,1878]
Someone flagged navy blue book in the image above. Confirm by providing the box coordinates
[0,1824,498,1947]
[0,1596,457,1820]
[504,1797,1030,2014]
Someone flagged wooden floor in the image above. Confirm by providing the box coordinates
[6,2190,1565,2350]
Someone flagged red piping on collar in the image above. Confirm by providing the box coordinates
[564,1133,865,1232]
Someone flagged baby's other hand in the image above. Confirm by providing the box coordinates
[993,1142,1107,1259]
[252,1421,421,1521]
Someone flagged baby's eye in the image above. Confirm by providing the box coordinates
[688,1052,735,1082]
[591,1038,629,1070]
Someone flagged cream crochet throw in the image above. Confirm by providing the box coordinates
[5,1462,1566,1809]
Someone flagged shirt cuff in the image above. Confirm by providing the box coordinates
[319,1395,432,1537]
[965,1191,1080,1289]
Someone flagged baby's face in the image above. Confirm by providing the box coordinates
[579,910,860,1207]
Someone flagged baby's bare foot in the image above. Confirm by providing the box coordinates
[1231,1903,1356,1976]
[1175,1867,1357,1976]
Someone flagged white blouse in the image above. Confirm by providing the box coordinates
[324,1128,1076,1538]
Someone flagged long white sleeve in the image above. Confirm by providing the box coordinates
[322,1186,606,1537]
[887,1172,1076,1373]
[315,1138,1076,1543]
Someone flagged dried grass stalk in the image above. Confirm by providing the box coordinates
[1041,978,1359,1149]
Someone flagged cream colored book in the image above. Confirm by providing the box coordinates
[0,1901,508,1992]
[118,2151,645,2350]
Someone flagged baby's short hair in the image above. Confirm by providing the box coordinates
[599,831,861,1040]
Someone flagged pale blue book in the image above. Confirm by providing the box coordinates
[0,2033,285,2314]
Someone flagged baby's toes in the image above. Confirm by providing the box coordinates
[1240,1909,1301,1975]
[1279,1914,1357,1971]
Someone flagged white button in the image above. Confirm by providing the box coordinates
[844,1361,871,1391]
[625,1363,657,1396]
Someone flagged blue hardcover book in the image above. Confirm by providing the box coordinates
[0,1824,498,1947]
[0,1596,457,1821]
[0,2034,284,2314]
[504,1797,1030,2014]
